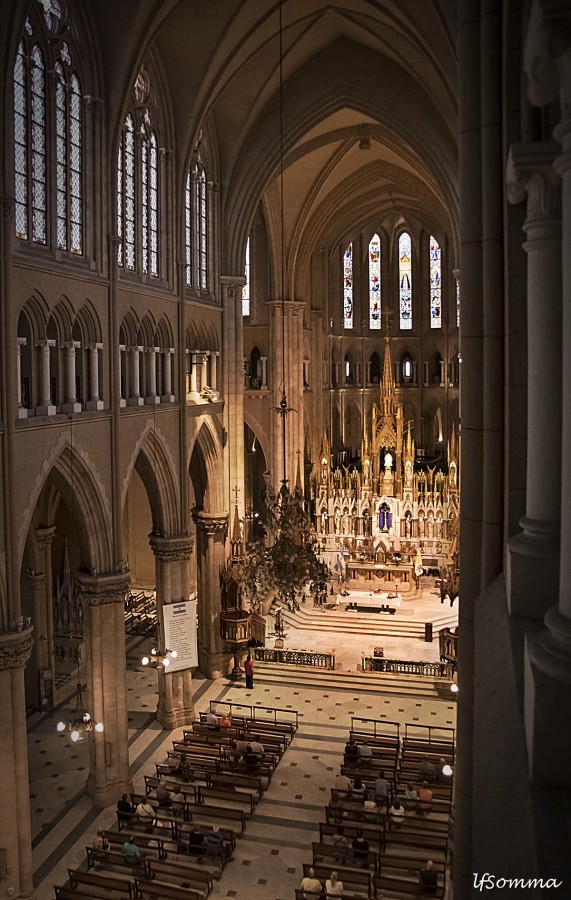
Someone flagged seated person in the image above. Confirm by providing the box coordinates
[156,780,173,807]
[374,769,389,802]
[418,782,434,815]
[168,754,182,774]
[218,711,232,729]
[419,859,439,895]
[300,866,322,900]
[136,799,156,827]
[116,792,136,824]
[185,826,204,855]
[227,741,243,767]
[344,738,359,765]
[402,782,419,810]
[334,772,352,792]
[389,798,405,826]
[122,835,144,864]
[351,830,370,867]
[205,709,221,730]
[179,757,193,782]
[92,829,109,852]
[243,745,260,773]
[350,775,366,803]
[419,757,437,781]
[325,871,344,897]
[332,826,349,862]
[203,824,227,859]
[235,731,249,752]
[358,741,373,764]
[249,738,264,757]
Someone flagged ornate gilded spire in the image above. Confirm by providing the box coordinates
[381,334,395,418]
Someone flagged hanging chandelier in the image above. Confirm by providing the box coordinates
[141,646,177,668]
[56,674,103,742]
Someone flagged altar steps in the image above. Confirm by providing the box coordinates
[253,660,453,700]
[275,605,457,640]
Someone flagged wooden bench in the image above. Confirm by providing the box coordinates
[197,784,255,814]
[207,770,263,798]
[175,821,237,851]
[379,854,445,877]
[180,799,246,832]
[383,829,447,857]
[67,868,135,897]
[144,775,201,804]
[319,821,385,850]
[55,888,129,900]
[302,861,373,897]
[294,892,367,900]
[105,830,167,860]
[86,847,148,877]
[312,840,380,873]
[135,879,204,900]
[146,857,213,892]
[373,873,444,898]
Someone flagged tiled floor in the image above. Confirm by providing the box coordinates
[29,600,457,899]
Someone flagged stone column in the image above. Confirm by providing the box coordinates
[161,349,174,402]
[35,339,56,416]
[86,343,104,410]
[210,351,218,392]
[189,353,198,398]
[119,344,126,407]
[77,571,132,807]
[0,628,35,899]
[220,276,246,519]
[192,511,228,679]
[17,337,27,418]
[260,355,267,389]
[148,534,195,729]
[36,525,56,703]
[128,346,144,406]
[506,144,562,618]
[524,18,571,786]
[145,347,160,405]
[199,353,208,393]
[62,341,82,413]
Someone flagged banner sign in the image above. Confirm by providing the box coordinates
[162,596,198,671]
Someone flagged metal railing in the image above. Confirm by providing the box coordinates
[253,646,335,670]
[361,657,455,679]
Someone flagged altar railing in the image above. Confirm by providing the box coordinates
[361,656,454,678]
[254,647,335,669]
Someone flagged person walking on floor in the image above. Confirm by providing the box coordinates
[244,652,254,689]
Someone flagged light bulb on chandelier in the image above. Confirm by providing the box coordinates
[56,671,103,740]
[141,646,177,668]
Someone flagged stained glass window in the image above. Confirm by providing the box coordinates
[123,115,135,269]
[55,61,67,250]
[141,126,148,273]
[194,164,207,290]
[399,232,412,330]
[69,74,82,253]
[14,5,83,254]
[30,44,47,245]
[149,133,158,276]
[429,236,441,328]
[456,277,460,328]
[185,172,192,285]
[242,237,250,316]
[343,243,353,329]
[14,42,28,240]
[369,233,381,329]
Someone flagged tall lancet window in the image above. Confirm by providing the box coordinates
[242,237,250,316]
[369,233,381,329]
[194,163,208,290]
[14,4,84,253]
[429,236,442,328]
[399,232,412,330]
[185,171,192,285]
[343,243,353,330]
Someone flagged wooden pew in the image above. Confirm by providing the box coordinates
[135,879,205,900]
[85,847,148,877]
[197,784,255,814]
[294,892,368,900]
[312,840,380,873]
[302,861,373,897]
[67,868,135,897]
[206,770,264,799]
[144,774,200,804]
[318,821,385,851]
[383,829,448,858]
[104,829,167,860]
[55,887,129,900]
[146,857,213,893]
[175,821,237,852]
[373,873,444,898]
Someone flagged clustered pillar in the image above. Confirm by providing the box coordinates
[148,534,195,729]
[192,511,228,679]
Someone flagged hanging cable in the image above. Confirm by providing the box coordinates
[279,0,287,488]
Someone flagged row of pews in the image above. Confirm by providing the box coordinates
[54,701,297,900]
[295,719,454,900]
[124,589,156,636]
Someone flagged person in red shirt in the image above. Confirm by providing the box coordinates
[244,653,254,689]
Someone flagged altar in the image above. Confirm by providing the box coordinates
[345,560,414,591]
[337,592,402,610]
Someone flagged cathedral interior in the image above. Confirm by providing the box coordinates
[1,1,571,898]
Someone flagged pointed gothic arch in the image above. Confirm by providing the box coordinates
[122,421,181,537]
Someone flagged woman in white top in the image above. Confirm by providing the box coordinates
[326,870,344,896]
[389,798,405,826]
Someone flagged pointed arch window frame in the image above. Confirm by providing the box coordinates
[429,235,442,329]
[13,5,85,255]
[398,231,413,331]
[343,242,354,330]
[368,232,381,330]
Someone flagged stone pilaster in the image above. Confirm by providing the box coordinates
[148,534,195,729]
[220,276,246,520]
[76,571,132,807]
[192,511,228,679]
[523,4,571,786]
[506,144,562,618]
[0,629,35,899]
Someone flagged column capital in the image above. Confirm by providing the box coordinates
[0,629,34,670]
[192,509,228,536]
[75,571,131,607]
[86,342,104,351]
[220,276,246,298]
[36,524,56,549]
[107,234,122,251]
[148,533,194,561]
[506,143,561,218]
[27,570,46,592]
